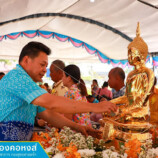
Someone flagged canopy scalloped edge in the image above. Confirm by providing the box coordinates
[0,30,152,67]
[153,56,158,66]
[0,13,133,43]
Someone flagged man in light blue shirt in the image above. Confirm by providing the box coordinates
[0,64,47,140]
[0,42,117,141]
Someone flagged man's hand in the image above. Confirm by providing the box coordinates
[37,119,46,127]
[85,126,102,139]
[74,125,102,139]
[97,101,118,113]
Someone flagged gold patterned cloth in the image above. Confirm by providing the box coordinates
[149,87,158,126]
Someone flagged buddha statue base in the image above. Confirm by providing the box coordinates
[100,118,152,143]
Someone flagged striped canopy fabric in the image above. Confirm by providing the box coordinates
[0,0,158,66]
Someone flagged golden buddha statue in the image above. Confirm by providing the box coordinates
[101,23,155,143]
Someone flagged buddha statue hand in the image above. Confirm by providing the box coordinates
[119,105,149,122]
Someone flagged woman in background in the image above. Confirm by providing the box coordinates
[98,81,112,101]
[62,64,91,126]
[91,79,99,98]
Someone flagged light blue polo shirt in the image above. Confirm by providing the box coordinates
[0,64,47,141]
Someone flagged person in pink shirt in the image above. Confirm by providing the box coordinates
[98,81,112,100]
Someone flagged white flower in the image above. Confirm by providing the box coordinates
[146,147,158,158]
[102,151,109,158]
[86,136,94,149]
[109,146,115,151]
[44,126,158,158]
[110,152,119,158]
[122,153,128,158]
[48,137,58,144]
[102,149,127,158]
[78,149,96,157]
[45,146,53,153]
[53,153,65,158]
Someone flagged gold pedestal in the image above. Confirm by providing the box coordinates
[100,118,152,143]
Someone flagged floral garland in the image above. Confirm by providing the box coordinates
[31,126,158,158]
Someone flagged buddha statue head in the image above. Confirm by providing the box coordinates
[128,22,148,66]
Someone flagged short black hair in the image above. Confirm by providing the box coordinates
[64,64,80,83]
[111,67,125,81]
[102,81,108,88]
[51,60,65,71]
[44,83,49,88]
[0,72,5,76]
[86,95,94,99]
[19,41,51,63]
[99,95,111,101]
[93,79,98,86]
